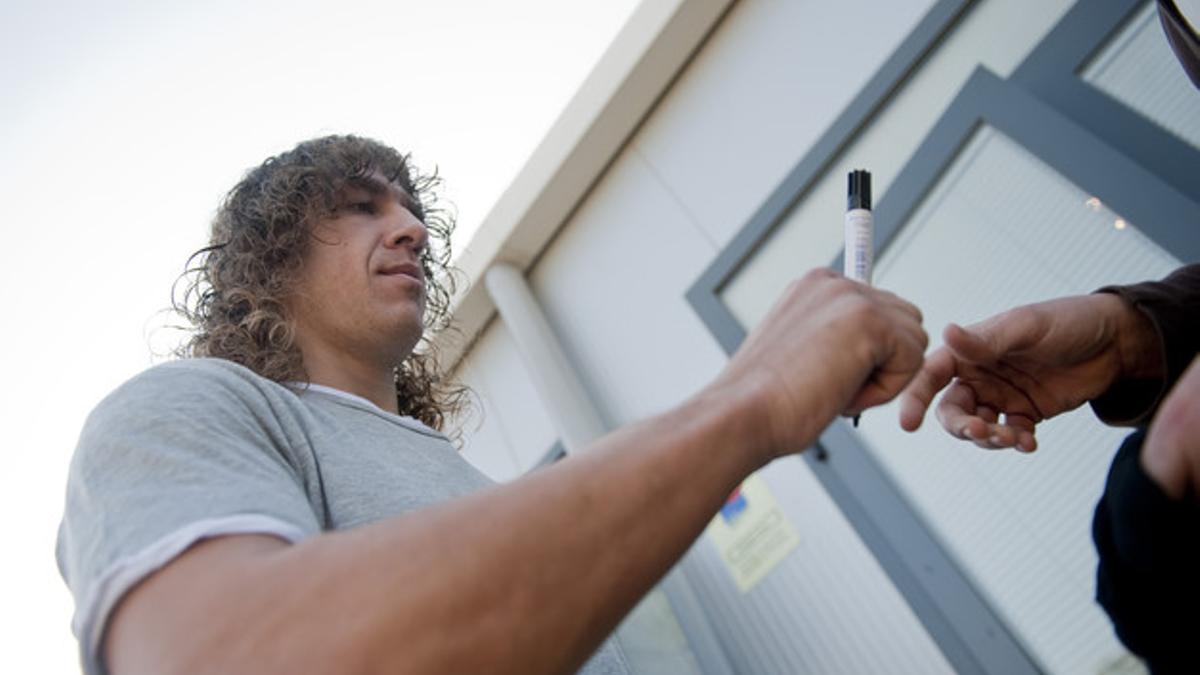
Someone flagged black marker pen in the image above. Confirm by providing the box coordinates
[845,170,872,284]
[846,170,872,427]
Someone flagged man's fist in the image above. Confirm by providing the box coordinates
[712,268,927,462]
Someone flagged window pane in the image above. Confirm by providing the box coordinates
[719,0,1076,331]
[861,125,1177,675]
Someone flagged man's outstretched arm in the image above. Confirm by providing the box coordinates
[104,269,927,675]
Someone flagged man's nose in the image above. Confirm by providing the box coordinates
[386,210,429,253]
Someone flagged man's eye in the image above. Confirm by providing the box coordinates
[349,202,375,214]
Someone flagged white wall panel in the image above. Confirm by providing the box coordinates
[455,320,559,479]
[454,355,522,482]
[529,148,729,427]
[634,0,934,248]
[526,133,949,671]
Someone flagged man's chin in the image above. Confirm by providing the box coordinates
[383,322,424,361]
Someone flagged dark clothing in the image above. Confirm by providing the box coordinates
[1092,265,1200,426]
[1093,430,1200,674]
[1091,264,1200,672]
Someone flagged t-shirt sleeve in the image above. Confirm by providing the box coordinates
[56,361,323,674]
[1092,264,1200,426]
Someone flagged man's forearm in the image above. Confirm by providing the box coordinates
[108,269,927,674]
[319,389,764,672]
[112,388,766,674]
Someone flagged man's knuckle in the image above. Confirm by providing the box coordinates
[1007,305,1037,328]
[910,303,925,325]
[796,268,833,290]
[856,297,882,322]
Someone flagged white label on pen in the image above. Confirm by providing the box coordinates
[844,208,873,284]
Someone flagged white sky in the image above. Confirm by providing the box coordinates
[0,0,639,670]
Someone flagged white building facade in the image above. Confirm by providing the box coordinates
[440,0,1200,672]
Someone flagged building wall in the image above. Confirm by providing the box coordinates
[454,0,959,672]
[452,0,1200,671]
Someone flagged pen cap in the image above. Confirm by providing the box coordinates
[847,170,871,210]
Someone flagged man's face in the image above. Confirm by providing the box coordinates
[288,174,429,367]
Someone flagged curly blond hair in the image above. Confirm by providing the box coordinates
[174,135,469,433]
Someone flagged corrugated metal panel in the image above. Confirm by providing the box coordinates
[1083,1,1200,150]
[679,459,954,674]
[862,126,1176,674]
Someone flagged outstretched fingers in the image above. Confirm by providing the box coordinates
[899,320,1012,434]
[941,322,997,363]
[945,306,1045,366]
[934,383,1039,452]
[935,381,990,442]
[1003,413,1039,453]
[899,346,957,432]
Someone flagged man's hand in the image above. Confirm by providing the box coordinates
[1141,356,1200,501]
[898,293,1162,452]
[713,268,928,462]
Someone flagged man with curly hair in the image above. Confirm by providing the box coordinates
[57,135,929,674]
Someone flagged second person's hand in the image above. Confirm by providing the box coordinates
[898,293,1162,452]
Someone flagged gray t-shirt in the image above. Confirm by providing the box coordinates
[57,357,628,674]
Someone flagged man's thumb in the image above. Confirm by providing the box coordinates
[943,323,995,363]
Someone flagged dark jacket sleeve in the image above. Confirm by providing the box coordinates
[1091,264,1200,425]
[1094,429,1200,674]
